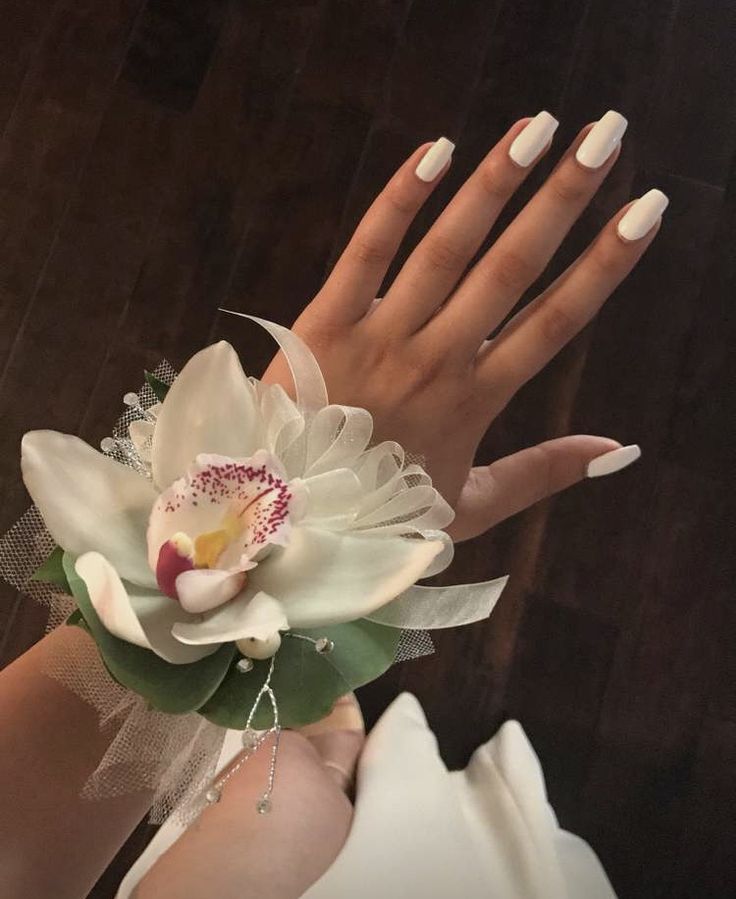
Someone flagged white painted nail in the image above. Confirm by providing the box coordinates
[415,137,455,182]
[576,110,628,169]
[617,189,669,241]
[508,111,559,167]
[586,444,641,478]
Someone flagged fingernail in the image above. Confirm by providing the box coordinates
[508,111,559,167]
[415,137,455,182]
[617,189,669,241]
[576,110,628,169]
[586,444,641,478]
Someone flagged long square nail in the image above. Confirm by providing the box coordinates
[415,137,455,182]
[576,110,628,169]
[508,111,559,167]
[617,189,669,241]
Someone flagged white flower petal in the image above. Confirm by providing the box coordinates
[176,568,246,614]
[22,431,157,588]
[172,589,289,645]
[75,552,218,664]
[152,341,263,490]
[250,526,444,628]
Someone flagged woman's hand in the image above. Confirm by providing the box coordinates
[263,111,665,541]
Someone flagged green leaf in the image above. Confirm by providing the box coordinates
[30,546,70,591]
[144,371,171,403]
[62,552,236,714]
[199,618,401,730]
[66,608,85,627]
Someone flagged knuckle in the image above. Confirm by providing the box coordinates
[476,157,515,200]
[422,235,469,275]
[383,183,417,218]
[549,170,588,204]
[398,343,447,395]
[590,241,626,277]
[538,302,580,347]
[351,234,394,268]
[492,248,542,293]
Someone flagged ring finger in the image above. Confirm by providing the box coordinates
[475,189,668,395]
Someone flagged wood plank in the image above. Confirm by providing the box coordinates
[534,173,724,623]
[643,0,736,187]
[0,1,49,132]
[0,0,145,375]
[213,0,411,370]
[82,0,322,442]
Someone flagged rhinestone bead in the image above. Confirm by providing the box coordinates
[315,637,334,654]
[123,392,140,407]
[241,728,259,751]
[205,786,222,804]
[256,797,272,815]
[236,657,254,673]
[100,437,116,453]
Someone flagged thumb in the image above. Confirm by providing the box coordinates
[448,436,641,542]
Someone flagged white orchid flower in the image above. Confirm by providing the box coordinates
[21,337,456,665]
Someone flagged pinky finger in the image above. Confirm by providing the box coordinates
[477,189,668,396]
[448,435,639,542]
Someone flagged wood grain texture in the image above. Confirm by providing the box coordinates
[0,1,733,896]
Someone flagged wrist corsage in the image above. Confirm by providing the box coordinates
[1,314,508,820]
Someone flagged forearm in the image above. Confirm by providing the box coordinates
[0,626,152,899]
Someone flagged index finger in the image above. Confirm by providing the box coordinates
[310,138,455,325]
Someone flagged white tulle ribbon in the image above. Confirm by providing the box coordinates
[366,575,510,630]
[220,310,511,635]
[220,311,328,412]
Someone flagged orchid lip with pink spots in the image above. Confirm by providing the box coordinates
[20,333,456,665]
[149,451,303,612]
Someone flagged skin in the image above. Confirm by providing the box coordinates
[263,117,656,539]
[1,116,661,897]
[137,117,661,896]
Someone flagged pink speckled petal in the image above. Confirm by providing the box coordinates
[147,450,296,572]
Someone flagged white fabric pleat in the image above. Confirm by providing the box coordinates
[116,694,617,899]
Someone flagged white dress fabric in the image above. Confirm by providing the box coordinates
[117,692,617,899]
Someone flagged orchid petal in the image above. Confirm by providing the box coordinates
[75,552,219,664]
[176,568,247,614]
[152,342,262,490]
[249,526,444,628]
[172,589,289,645]
[147,450,296,571]
[22,431,157,588]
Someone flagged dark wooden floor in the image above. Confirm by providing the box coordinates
[0,1,734,896]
